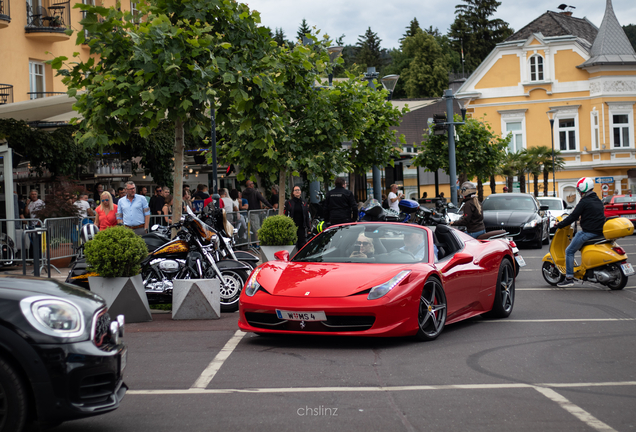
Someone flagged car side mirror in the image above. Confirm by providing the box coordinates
[442,252,473,272]
[566,205,573,209]
[274,250,290,261]
[539,205,549,211]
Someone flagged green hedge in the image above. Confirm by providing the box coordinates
[257,215,297,246]
[85,226,148,277]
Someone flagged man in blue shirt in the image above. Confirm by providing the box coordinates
[116,181,150,235]
[400,231,433,261]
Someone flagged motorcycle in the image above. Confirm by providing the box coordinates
[542,216,634,290]
[0,233,16,267]
[358,198,415,223]
[67,206,252,312]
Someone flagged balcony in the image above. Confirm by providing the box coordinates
[27,91,66,100]
[25,1,71,42]
[0,0,10,28]
[0,84,13,104]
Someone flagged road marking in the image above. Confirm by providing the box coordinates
[190,330,245,389]
[127,380,636,395]
[533,386,617,432]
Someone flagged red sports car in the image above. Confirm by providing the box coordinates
[604,194,636,222]
[238,223,516,341]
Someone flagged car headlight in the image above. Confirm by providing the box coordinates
[523,219,539,229]
[244,267,263,297]
[20,296,85,338]
[368,270,411,300]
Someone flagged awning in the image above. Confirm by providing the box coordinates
[0,93,81,122]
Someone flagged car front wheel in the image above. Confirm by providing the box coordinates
[415,278,447,341]
[0,357,27,432]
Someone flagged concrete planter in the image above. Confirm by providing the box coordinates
[88,274,152,323]
[172,279,220,320]
[259,245,296,263]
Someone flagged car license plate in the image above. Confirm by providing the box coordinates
[621,263,635,276]
[120,348,127,375]
[515,255,526,267]
[276,310,327,321]
[627,214,636,220]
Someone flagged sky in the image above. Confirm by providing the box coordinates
[244,0,636,50]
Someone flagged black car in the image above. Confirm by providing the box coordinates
[481,193,550,248]
[0,276,127,432]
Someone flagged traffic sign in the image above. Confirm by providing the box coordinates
[601,184,609,191]
[595,177,614,184]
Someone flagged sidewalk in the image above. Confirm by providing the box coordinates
[2,264,71,283]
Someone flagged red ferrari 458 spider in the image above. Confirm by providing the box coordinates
[239,222,516,341]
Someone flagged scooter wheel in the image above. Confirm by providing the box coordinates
[542,261,564,286]
[607,268,627,291]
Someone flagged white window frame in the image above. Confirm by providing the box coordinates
[590,110,600,150]
[529,54,544,82]
[29,61,45,100]
[607,102,635,149]
[550,107,580,153]
[499,109,527,153]
[82,0,95,38]
[130,0,139,23]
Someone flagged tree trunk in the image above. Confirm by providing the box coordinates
[477,178,484,202]
[507,176,513,191]
[278,169,286,215]
[543,169,549,197]
[519,172,526,194]
[533,174,539,197]
[489,175,496,194]
[173,119,184,228]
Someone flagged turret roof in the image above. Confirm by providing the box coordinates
[505,11,597,47]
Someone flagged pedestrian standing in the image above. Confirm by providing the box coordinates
[162,195,173,226]
[243,180,272,242]
[140,186,151,204]
[116,181,150,235]
[324,177,357,225]
[182,189,193,212]
[149,186,165,225]
[193,184,210,200]
[74,193,95,224]
[387,184,404,212]
[94,191,118,231]
[270,185,280,210]
[284,185,310,250]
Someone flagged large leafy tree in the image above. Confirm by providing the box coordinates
[624,24,636,52]
[400,29,449,98]
[355,27,384,70]
[448,0,513,72]
[53,0,283,223]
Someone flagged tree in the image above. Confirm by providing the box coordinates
[624,24,636,52]
[400,29,449,98]
[53,0,284,224]
[400,18,421,43]
[355,27,384,70]
[274,28,291,48]
[297,18,311,41]
[448,0,513,72]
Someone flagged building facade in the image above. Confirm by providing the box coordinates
[456,0,636,203]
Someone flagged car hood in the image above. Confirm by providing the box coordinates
[0,276,105,309]
[257,261,416,298]
[482,210,535,226]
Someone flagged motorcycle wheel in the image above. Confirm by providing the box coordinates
[542,261,564,286]
[218,269,249,312]
[607,267,627,291]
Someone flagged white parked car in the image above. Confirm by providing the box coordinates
[537,197,572,235]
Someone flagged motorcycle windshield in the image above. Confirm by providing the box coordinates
[186,205,217,246]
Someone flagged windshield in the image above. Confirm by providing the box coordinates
[482,195,537,212]
[537,199,564,210]
[293,224,429,264]
[615,196,636,203]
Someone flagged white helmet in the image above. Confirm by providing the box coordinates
[81,223,100,244]
[576,177,595,195]
[460,181,477,198]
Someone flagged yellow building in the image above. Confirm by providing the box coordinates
[0,0,135,105]
[456,0,636,204]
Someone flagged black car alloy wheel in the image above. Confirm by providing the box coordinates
[483,259,515,318]
[0,358,27,432]
[416,278,447,341]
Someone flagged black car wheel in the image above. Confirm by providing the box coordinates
[542,261,564,286]
[483,259,515,319]
[415,278,447,341]
[219,269,249,312]
[0,358,27,432]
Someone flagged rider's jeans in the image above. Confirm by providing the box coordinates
[565,230,598,278]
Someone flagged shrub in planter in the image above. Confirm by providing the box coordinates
[84,226,148,277]
[258,215,297,246]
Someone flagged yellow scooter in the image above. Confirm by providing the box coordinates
[542,216,634,290]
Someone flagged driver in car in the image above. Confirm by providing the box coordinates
[399,231,430,261]
[350,234,375,258]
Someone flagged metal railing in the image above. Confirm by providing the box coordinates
[0,84,12,105]
[25,1,70,32]
[0,0,10,22]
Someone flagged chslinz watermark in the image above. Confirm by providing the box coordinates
[297,405,338,417]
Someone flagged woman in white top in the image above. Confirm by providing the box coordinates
[220,188,237,212]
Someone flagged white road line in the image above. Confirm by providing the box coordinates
[127,380,636,395]
[190,330,245,389]
[479,318,636,322]
[533,386,617,432]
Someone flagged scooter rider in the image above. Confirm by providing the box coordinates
[554,177,605,287]
[451,181,485,238]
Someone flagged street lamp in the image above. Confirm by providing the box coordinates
[327,46,343,86]
[380,74,399,100]
[546,109,557,197]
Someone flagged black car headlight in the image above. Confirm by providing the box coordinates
[523,216,542,229]
[20,296,85,338]
[368,270,411,300]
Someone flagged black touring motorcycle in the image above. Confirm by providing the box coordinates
[66,206,254,312]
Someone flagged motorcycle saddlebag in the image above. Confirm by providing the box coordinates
[603,217,634,240]
[399,199,419,214]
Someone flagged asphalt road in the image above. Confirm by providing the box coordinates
[55,236,636,432]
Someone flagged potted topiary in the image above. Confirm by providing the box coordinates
[257,215,298,262]
[84,226,152,322]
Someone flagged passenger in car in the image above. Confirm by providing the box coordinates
[350,234,375,258]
